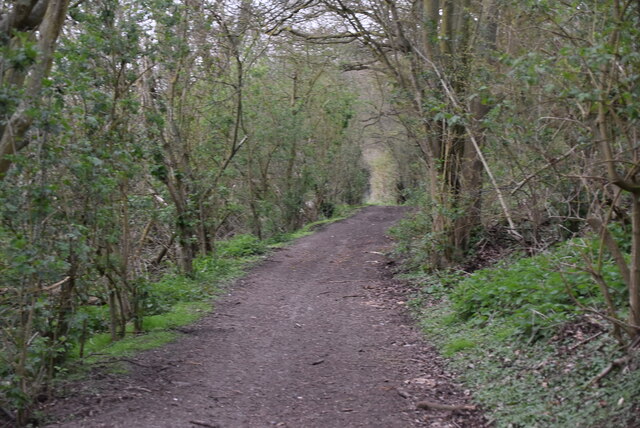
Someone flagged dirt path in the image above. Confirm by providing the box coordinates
[44,206,484,428]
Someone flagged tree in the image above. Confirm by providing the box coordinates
[0,0,71,177]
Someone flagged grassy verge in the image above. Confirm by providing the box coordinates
[269,204,363,245]
[391,217,639,427]
[72,301,211,364]
[411,291,639,427]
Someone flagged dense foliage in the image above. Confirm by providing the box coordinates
[1,0,639,425]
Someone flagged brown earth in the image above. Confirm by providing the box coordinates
[41,206,486,428]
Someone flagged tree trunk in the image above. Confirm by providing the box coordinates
[423,0,440,59]
[176,209,196,277]
[630,193,640,336]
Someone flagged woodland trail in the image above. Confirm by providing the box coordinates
[44,206,483,428]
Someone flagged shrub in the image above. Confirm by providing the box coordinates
[216,234,266,258]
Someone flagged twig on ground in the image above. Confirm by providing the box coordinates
[396,388,411,399]
[114,357,154,368]
[189,421,219,428]
[125,386,152,393]
[416,400,476,411]
[587,355,631,387]
[568,331,605,352]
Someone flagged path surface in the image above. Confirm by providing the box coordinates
[44,206,483,428]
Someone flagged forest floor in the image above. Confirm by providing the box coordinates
[42,206,486,428]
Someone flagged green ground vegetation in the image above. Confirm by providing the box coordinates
[391,216,639,428]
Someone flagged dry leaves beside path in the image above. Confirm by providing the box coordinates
[43,206,486,428]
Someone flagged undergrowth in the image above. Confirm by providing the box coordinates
[415,297,640,427]
[392,215,639,427]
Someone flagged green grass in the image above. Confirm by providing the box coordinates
[79,331,179,363]
[71,301,210,362]
[269,205,362,245]
[67,240,263,368]
[442,337,476,356]
[216,234,267,257]
[142,301,210,331]
[449,240,627,341]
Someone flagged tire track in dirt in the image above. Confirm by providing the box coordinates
[44,206,484,428]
